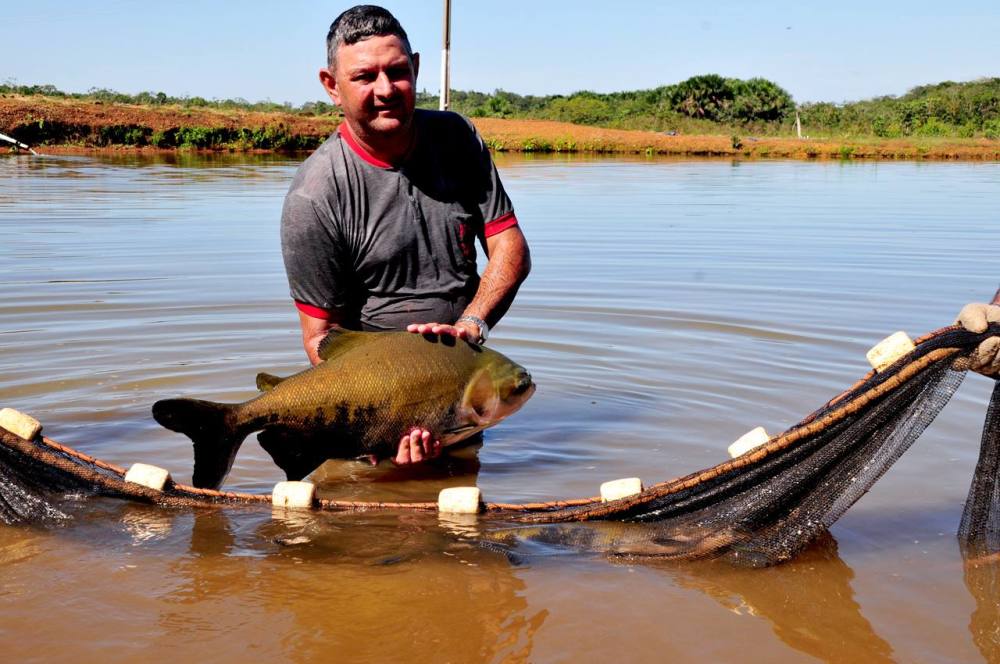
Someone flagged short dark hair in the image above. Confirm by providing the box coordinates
[326,5,413,70]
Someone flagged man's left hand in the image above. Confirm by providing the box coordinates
[406,321,477,340]
[955,302,1000,376]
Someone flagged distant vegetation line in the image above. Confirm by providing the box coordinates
[420,76,1000,139]
[4,75,1000,140]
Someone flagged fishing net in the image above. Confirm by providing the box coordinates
[959,380,1000,555]
[495,324,1000,567]
[0,427,262,525]
[1,323,999,569]
[956,380,1000,663]
[0,440,79,523]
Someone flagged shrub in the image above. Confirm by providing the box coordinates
[96,124,150,146]
[915,117,949,137]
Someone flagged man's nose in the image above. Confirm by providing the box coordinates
[374,72,395,97]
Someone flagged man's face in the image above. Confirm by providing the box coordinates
[321,34,419,143]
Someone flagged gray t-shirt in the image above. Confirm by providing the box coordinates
[281,109,517,331]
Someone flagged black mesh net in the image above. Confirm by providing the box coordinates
[959,380,1000,554]
[958,381,1000,662]
[0,439,89,523]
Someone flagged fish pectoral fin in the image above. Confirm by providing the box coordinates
[255,372,287,392]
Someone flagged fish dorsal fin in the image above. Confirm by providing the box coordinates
[316,327,376,362]
[462,368,497,423]
[255,372,287,392]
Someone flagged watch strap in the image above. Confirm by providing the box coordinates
[456,315,489,343]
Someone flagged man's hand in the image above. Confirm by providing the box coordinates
[405,322,475,340]
[955,302,1000,376]
[390,428,442,465]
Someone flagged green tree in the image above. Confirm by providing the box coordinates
[669,74,735,121]
[730,78,794,122]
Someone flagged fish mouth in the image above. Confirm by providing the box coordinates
[511,369,535,397]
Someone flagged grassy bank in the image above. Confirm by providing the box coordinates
[3,93,1000,160]
[472,118,1000,160]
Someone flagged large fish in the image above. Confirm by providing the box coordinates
[152,329,535,489]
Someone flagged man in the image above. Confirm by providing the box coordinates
[281,6,530,466]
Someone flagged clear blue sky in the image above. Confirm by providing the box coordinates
[3,1,998,105]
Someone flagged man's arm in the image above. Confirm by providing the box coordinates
[407,225,531,341]
[297,307,341,366]
[462,224,532,334]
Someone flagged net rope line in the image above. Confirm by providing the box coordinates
[0,324,991,516]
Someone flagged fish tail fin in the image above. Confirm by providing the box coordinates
[151,398,247,490]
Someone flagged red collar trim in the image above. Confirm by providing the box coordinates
[337,123,394,169]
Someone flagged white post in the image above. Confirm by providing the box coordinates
[795,110,802,139]
[439,0,451,111]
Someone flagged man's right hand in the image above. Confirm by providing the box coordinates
[955,302,1000,376]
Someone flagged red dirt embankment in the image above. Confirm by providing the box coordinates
[3,95,1000,160]
[0,95,339,137]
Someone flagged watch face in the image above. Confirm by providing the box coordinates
[458,315,488,342]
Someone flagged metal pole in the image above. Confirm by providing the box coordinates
[0,132,37,155]
[439,0,451,111]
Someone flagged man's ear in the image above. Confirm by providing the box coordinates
[411,52,420,82]
[318,68,341,106]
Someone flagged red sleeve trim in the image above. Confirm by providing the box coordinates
[484,212,518,238]
[295,300,332,320]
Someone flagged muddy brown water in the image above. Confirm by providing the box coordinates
[1,152,998,662]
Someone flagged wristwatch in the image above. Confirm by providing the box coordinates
[456,315,489,344]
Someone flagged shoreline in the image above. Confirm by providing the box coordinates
[4,95,1000,161]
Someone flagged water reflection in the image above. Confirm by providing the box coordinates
[673,534,894,664]
[160,507,544,661]
[6,493,1000,662]
[493,522,898,662]
[963,551,1000,663]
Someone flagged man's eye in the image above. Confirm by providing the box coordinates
[353,73,376,82]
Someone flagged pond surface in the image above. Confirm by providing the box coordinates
[1,152,998,662]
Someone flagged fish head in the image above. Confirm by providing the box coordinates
[450,354,535,441]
